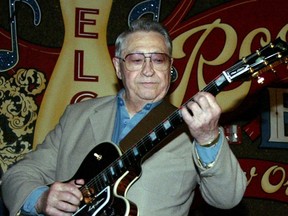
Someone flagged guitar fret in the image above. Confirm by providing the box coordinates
[170,110,183,126]
[102,172,108,183]
[96,179,104,192]
[94,179,103,193]
[91,175,106,194]
[123,153,132,166]
[127,147,141,162]
[145,134,156,150]
[159,119,174,137]
[132,146,140,157]
[106,172,113,183]
[149,131,157,142]
[138,139,148,153]
[109,166,116,176]
[110,163,124,182]
[163,119,171,130]
[117,158,124,169]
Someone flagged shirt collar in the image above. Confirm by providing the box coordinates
[116,89,162,112]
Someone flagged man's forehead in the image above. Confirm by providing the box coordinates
[123,31,167,53]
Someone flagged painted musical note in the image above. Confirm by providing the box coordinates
[128,0,161,26]
[0,0,41,72]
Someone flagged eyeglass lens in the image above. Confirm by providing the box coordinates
[124,53,170,71]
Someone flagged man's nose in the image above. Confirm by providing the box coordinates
[141,58,155,76]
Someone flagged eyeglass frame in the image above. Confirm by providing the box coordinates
[115,52,172,72]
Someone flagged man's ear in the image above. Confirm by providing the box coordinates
[112,57,122,80]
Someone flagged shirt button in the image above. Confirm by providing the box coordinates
[145,104,151,109]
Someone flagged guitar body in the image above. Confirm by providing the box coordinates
[72,142,139,216]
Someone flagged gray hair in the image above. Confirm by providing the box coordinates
[114,18,172,57]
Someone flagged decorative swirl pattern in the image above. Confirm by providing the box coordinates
[0,68,46,176]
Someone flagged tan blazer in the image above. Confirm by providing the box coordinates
[2,96,247,216]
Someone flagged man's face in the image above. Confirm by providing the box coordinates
[113,31,172,105]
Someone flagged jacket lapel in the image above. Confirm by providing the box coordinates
[89,96,117,145]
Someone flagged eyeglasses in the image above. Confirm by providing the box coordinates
[116,52,171,72]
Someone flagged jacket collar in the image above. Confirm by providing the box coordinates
[89,96,117,145]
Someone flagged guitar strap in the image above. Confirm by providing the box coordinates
[119,99,181,154]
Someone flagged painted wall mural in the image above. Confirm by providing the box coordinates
[0,0,288,215]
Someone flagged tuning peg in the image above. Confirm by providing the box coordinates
[257,76,265,84]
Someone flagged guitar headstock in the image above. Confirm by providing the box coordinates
[223,38,288,84]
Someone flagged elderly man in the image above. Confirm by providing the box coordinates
[2,18,246,216]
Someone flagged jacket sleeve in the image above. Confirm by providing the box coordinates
[192,127,247,209]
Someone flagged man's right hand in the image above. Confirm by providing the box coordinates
[35,179,84,216]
